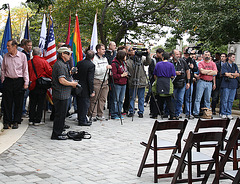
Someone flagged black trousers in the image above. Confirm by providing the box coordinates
[51,98,68,138]
[152,95,175,118]
[77,96,90,124]
[29,88,46,123]
[2,77,24,125]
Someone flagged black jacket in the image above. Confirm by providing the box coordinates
[74,59,95,98]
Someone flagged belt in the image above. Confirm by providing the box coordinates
[200,79,212,83]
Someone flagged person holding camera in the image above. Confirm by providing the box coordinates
[51,47,78,140]
[183,49,198,119]
[127,48,151,118]
[220,53,239,119]
[170,49,190,119]
[193,51,217,118]
[111,50,128,119]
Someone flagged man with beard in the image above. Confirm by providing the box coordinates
[193,51,217,118]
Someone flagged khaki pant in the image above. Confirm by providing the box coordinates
[88,79,109,117]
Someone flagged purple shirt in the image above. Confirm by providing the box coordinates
[1,51,29,86]
[153,61,176,78]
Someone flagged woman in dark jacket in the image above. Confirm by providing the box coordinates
[111,50,128,119]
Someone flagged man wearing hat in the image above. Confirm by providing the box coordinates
[51,47,78,140]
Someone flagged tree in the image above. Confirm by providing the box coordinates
[25,0,179,47]
[0,4,33,43]
[169,0,240,48]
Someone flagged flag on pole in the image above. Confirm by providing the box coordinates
[39,14,47,56]
[72,14,83,66]
[24,13,30,40]
[0,11,12,57]
[66,13,71,44]
[44,15,57,66]
[90,13,98,53]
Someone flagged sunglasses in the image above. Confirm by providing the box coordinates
[64,52,71,55]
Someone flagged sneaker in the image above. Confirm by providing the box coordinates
[121,112,127,115]
[96,116,106,121]
[34,122,45,126]
[221,115,227,119]
[138,114,143,118]
[144,102,147,107]
[227,115,234,120]
[22,113,28,118]
[91,117,97,122]
[185,115,194,119]
[29,122,34,125]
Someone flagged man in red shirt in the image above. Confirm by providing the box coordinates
[28,47,52,125]
[193,51,217,118]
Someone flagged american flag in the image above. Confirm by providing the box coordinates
[44,16,57,66]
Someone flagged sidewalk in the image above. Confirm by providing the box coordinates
[0,106,236,183]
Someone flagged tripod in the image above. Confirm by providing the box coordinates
[89,69,122,125]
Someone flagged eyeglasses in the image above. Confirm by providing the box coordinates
[64,52,70,55]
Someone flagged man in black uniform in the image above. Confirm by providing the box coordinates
[74,50,95,126]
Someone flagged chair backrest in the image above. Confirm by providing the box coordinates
[154,119,188,132]
[187,130,227,148]
[194,118,230,132]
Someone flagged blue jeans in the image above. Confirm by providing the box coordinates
[193,80,212,115]
[129,87,145,114]
[111,84,126,118]
[174,86,186,117]
[221,88,236,115]
[185,83,193,115]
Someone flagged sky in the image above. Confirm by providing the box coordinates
[0,0,24,8]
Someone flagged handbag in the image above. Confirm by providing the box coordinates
[31,59,52,89]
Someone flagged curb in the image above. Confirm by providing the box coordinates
[0,119,28,154]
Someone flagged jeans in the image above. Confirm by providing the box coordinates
[111,84,126,118]
[221,88,236,115]
[185,83,193,115]
[129,87,145,114]
[193,80,212,115]
[173,86,186,117]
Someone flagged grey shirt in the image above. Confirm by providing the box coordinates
[52,58,72,100]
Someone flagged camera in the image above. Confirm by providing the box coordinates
[127,72,131,77]
[133,47,148,57]
[71,67,78,74]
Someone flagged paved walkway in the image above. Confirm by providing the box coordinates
[0,106,236,183]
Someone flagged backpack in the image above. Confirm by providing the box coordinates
[201,107,213,119]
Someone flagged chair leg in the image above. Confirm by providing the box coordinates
[188,151,192,184]
[137,141,153,177]
[165,148,178,173]
[202,162,215,184]
[154,135,158,183]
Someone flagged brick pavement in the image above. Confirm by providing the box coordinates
[0,106,236,183]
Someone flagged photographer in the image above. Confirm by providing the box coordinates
[111,50,128,119]
[183,48,198,119]
[170,49,190,119]
[127,48,151,118]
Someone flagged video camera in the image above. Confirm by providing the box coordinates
[132,48,148,57]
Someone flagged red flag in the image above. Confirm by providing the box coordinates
[66,13,71,44]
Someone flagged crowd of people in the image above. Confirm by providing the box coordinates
[0,38,239,140]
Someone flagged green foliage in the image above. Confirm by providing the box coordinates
[170,0,240,48]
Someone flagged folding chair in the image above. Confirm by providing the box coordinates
[222,168,240,184]
[171,130,227,184]
[220,117,240,170]
[211,127,240,184]
[192,118,230,176]
[137,119,188,183]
